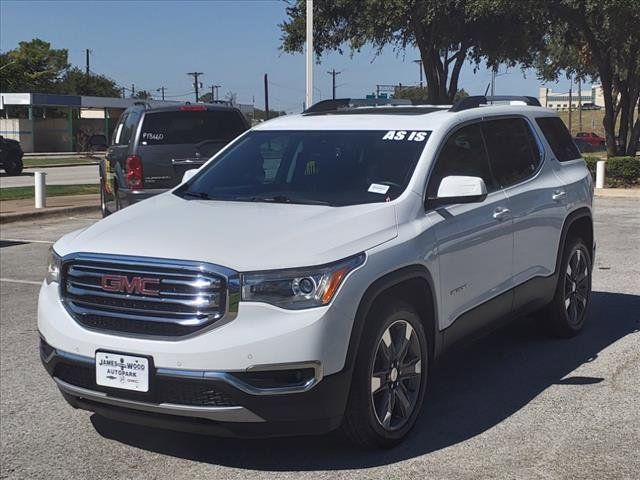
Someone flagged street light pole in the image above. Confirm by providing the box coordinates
[413,60,423,88]
[305,0,313,109]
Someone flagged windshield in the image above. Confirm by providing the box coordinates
[140,110,246,145]
[176,130,430,206]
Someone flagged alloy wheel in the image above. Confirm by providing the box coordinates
[564,248,590,326]
[370,319,422,431]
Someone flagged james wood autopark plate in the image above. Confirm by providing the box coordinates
[95,352,149,392]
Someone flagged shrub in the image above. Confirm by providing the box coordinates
[582,156,639,187]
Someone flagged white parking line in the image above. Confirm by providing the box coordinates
[0,278,42,286]
[0,238,54,244]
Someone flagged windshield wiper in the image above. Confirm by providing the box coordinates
[182,190,211,200]
[245,195,332,206]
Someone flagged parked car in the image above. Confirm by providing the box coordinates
[576,131,605,149]
[573,137,597,153]
[40,95,594,448]
[580,102,600,110]
[100,102,249,216]
[0,135,24,175]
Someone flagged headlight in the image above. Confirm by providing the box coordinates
[241,253,365,309]
[45,249,62,285]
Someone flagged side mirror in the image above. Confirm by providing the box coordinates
[181,168,199,184]
[434,175,487,205]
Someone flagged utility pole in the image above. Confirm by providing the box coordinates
[305,0,313,109]
[187,72,204,102]
[413,59,423,88]
[120,87,126,99]
[327,69,342,99]
[85,49,91,75]
[156,87,166,101]
[264,73,269,119]
[209,84,221,101]
[568,80,573,135]
[577,78,583,132]
[131,84,135,97]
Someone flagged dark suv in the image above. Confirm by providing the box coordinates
[0,136,24,176]
[101,103,249,216]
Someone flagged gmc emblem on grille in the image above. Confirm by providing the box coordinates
[101,274,160,296]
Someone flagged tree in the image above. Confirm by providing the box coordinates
[280,0,540,104]
[529,0,640,156]
[134,90,153,100]
[0,38,69,92]
[57,67,121,97]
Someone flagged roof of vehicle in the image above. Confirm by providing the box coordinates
[128,102,242,114]
[254,99,557,133]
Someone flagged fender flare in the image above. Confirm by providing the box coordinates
[554,207,593,276]
[342,264,441,377]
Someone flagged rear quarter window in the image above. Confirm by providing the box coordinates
[140,110,246,145]
[536,117,581,162]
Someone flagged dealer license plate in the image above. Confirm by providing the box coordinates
[95,352,149,392]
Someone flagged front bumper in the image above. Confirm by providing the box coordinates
[40,338,350,437]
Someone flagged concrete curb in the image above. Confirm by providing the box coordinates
[22,162,100,169]
[0,205,100,224]
[594,189,640,198]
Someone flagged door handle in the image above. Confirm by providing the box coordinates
[492,207,511,221]
[552,190,567,201]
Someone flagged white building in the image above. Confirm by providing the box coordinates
[539,85,605,110]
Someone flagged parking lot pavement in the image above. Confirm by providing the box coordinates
[1,198,638,480]
[0,164,100,188]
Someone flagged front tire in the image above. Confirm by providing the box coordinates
[341,300,428,448]
[544,238,592,337]
[3,156,23,176]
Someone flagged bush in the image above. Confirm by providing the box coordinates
[583,156,639,187]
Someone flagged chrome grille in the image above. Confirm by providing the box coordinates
[61,254,238,338]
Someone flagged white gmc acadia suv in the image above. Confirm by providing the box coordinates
[39,96,595,448]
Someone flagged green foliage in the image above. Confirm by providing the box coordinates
[58,67,121,97]
[0,38,120,98]
[253,107,287,121]
[0,38,69,92]
[583,156,640,187]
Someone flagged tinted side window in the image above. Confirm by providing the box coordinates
[482,118,541,187]
[536,117,581,162]
[427,123,497,198]
[117,109,142,146]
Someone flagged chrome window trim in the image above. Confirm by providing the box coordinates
[59,252,240,341]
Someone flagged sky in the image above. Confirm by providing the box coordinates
[1,0,576,113]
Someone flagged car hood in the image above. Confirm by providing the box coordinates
[55,193,398,271]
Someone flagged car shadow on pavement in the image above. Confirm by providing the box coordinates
[91,290,639,471]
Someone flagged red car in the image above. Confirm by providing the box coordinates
[576,132,606,148]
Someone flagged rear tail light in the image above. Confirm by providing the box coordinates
[125,155,144,189]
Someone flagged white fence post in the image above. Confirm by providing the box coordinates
[34,171,46,208]
[595,160,606,189]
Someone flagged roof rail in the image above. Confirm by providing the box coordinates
[304,98,412,114]
[450,95,541,112]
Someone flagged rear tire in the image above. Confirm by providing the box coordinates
[341,300,428,449]
[543,237,592,337]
